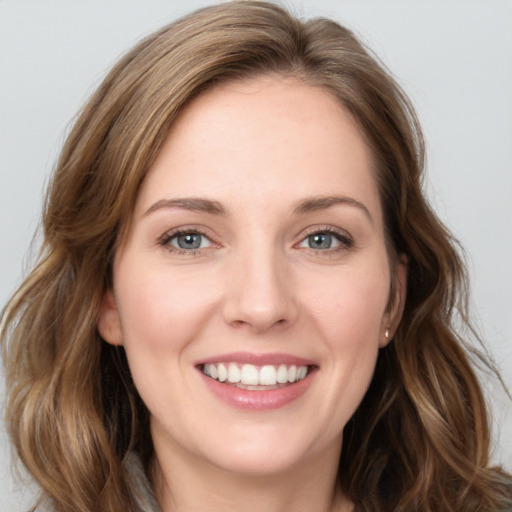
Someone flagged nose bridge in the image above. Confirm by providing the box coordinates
[223,237,297,332]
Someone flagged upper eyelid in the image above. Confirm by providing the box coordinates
[159,225,214,238]
[297,225,353,240]
[158,227,216,248]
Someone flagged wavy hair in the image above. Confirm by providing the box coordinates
[2,1,511,511]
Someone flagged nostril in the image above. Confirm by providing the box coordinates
[228,316,289,332]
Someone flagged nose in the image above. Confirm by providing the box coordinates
[222,246,299,333]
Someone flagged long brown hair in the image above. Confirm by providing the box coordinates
[2,2,510,511]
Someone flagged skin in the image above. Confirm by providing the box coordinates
[99,76,406,512]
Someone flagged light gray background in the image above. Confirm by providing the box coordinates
[1,0,511,509]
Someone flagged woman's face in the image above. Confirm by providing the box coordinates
[99,77,405,476]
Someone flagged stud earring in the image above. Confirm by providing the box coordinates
[385,329,390,340]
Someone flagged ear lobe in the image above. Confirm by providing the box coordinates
[380,255,408,347]
[97,290,123,346]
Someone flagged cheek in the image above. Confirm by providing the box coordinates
[319,274,387,378]
[304,264,390,341]
[300,266,389,422]
[114,262,219,352]
[112,262,220,423]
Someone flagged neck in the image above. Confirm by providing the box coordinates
[150,432,353,512]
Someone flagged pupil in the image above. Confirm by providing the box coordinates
[178,233,201,249]
[309,233,331,249]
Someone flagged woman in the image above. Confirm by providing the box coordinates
[1,1,511,511]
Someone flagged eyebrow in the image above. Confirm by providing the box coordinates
[144,197,227,216]
[143,195,372,222]
[292,195,373,223]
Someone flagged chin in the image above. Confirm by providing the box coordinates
[198,422,340,477]
[209,445,309,477]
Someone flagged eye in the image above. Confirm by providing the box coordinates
[298,228,353,251]
[160,230,213,252]
[304,232,337,250]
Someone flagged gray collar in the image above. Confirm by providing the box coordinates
[124,452,162,512]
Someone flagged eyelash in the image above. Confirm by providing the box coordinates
[298,226,354,254]
[158,228,214,256]
[158,226,354,256]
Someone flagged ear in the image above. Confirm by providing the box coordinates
[97,290,124,346]
[380,254,407,348]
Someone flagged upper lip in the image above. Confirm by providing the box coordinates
[195,351,316,367]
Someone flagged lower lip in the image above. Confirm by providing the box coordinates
[199,369,316,410]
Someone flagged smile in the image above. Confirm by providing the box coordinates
[202,363,309,388]
[197,353,317,410]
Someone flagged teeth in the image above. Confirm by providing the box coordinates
[259,365,277,385]
[241,364,259,385]
[218,363,227,382]
[276,364,288,384]
[297,366,307,380]
[227,363,241,383]
[209,364,218,380]
[203,362,310,385]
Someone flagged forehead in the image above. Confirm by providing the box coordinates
[135,76,380,219]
